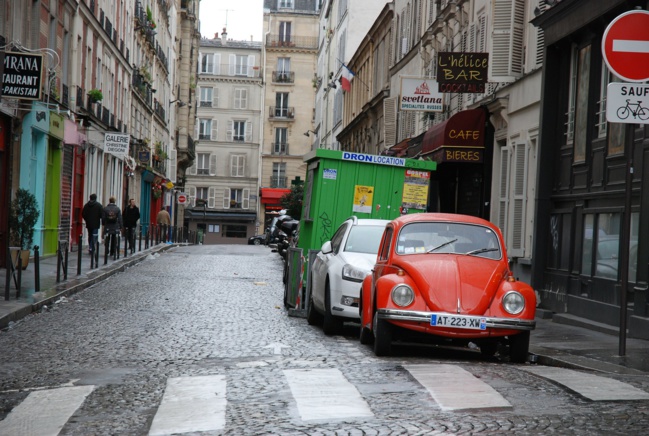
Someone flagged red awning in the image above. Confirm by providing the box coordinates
[422,109,486,156]
[260,188,291,204]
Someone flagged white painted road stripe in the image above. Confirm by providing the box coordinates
[284,368,374,421]
[0,385,94,436]
[613,39,649,53]
[522,366,649,401]
[148,375,226,436]
[404,364,512,411]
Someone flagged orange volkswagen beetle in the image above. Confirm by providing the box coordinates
[359,213,536,362]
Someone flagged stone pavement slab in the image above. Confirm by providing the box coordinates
[522,366,649,401]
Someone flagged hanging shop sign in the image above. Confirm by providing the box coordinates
[104,132,130,157]
[436,52,489,93]
[399,78,443,112]
[1,51,43,100]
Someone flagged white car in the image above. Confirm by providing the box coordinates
[307,216,389,335]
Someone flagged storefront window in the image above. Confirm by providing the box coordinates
[223,224,247,238]
[548,213,571,270]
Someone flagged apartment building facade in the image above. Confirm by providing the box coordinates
[186,33,263,244]
[259,0,319,226]
[337,0,544,285]
[0,0,196,264]
[313,0,390,152]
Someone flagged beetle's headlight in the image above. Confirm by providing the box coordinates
[342,264,368,282]
[503,291,525,314]
[391,285,414,307]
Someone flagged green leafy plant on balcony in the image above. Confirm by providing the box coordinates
[88,89,103,103]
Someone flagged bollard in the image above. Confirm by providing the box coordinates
[64,243,69,281]
[33,246,40,294]
[139,227,143,252]
[116,235,121,259]
[104,235,109,265]
[56,241,62,283]
[123,230,128,257]
[77,234,82,275]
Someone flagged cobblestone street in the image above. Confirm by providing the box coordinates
[1,244,649,435]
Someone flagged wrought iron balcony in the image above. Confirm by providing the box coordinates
[272,143,289,155]
[270,176,288,188]
[266,35,318,50]
[268,106,295,120]
[272,71,294,84]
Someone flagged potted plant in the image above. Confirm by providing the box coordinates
[88,88,103,103]
[8,188,40,270]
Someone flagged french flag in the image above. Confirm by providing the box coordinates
[340,64,354,92]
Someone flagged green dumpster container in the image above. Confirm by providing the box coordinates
[284,149,437,310]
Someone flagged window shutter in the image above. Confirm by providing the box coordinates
[241,89,248,109]
[491,0,524,80]
[498,147,509,235]
[230,155,236,177]
[384,97,397,147]
[169,148,177,182]
[195,118,199,138]
[229,54,235,75]
[208,187,216,208]
[213,87,219,107]
[188,163,197,176]
[245,121,252,142]
[247,55,255,77]
[211,119,218,140]
[242,188,249,209]
[198,53,203,72]
[510,143,528,257]
[188,186,196,207]
[209,154,217,176]
[214,54,220,74]
[227,121,233,141]
[223,188,230,209]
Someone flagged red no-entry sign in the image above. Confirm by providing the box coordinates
[177,193,188,205]
[602,10,649,82]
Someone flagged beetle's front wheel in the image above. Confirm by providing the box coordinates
[373,312,392,356]
[509,331,530,363]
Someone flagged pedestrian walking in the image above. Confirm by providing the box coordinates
[156,206,171,242]
[82,193,103,255]
[123,198,140,252]
[102,196,123,256]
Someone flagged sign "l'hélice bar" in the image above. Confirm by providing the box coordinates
[1,52,43,100]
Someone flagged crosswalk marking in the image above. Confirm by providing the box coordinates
[148,375,227,436]
[0,385,94,436]
[283,368,374,421]
[522,366,649,401]
[404,364,512,411]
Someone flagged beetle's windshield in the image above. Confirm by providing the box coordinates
[396,222,502,259]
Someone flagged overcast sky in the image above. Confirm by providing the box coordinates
[198,0,264,42]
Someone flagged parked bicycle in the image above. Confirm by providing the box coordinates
[617,99,649,120]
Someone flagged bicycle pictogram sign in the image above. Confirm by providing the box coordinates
[617,99,649,121]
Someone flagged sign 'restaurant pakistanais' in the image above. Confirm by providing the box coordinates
[1,52,43,100]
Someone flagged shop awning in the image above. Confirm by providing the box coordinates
[260,188,291,204]
[421,109,486,163]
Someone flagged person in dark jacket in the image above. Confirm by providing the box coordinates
[82,193,103,255]
[123,198,140,252]
[102,196,123,256]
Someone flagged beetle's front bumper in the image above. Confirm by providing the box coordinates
[378,308,536,331]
